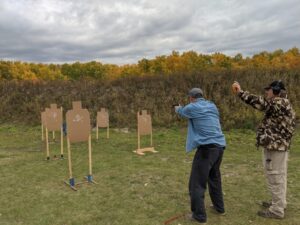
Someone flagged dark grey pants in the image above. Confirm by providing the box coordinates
[189,144,225,223]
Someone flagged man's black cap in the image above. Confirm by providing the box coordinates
[264,80,286,91]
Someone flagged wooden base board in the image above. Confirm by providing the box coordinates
[45,155,64,161]
[63,177,97,191]
[133,147,158,156]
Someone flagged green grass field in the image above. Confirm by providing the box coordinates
[0,124,299,225]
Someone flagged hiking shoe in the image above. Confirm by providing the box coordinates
[257,201,287,210]
[257,209,283,219]
[209,205,226,215]
[185,214,207,224]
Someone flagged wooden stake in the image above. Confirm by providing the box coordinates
[52,131,55,140]
[42,124,44,141]
[60,126,64,157]
[45,128,50,160]
[96,122,99,140]
[67,138,73,178]
[107,125,109,139]
[151,130,153,147]
[60,107,63,157]
[88,135,92,176]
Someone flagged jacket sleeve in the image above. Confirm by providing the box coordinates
[238,91,269,112]
[175,104,194,119]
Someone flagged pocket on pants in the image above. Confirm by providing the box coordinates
[265,159,272,171]
[267,171,284,184]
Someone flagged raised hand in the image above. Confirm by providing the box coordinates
[232,81,241,94]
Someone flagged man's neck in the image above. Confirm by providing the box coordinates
[191,98,203,103]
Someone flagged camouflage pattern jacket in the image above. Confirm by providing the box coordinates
[238,91,296,151]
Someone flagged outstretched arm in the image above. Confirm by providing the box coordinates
[232,81,269,112]
[175,104,194,119]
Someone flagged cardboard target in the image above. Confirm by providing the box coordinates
[45,104,63,131]
[64,101,96,191]
[138,110,152,135]
[41,105,64,160]
[97,108,109,128]
[134,110,157,155]
[66,101,91,143]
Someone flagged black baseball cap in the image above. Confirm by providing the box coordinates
[264,80,286,91]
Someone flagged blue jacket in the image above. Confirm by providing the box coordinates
[176,98,226,152]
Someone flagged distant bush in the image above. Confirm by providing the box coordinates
[0,68,299,129]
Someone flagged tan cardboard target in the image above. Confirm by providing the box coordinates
[64,101,96,191]
[134,110,158,156]
[96,108,109,139]
[66,101,91,143]
[43,104,64,160]
[138,110,152,135]
[45,104,63,131]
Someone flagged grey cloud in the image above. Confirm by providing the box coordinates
[0,0,299,64]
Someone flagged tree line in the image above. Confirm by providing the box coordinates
[0,48,299,80]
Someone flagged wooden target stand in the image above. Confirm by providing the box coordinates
[44,104,64,160]
[42,109,57,142]
[64,101,97,191]
[96,108,109,140]
[133,110,158,156]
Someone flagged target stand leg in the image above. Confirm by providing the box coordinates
[60,126,64,160]
[85,136,97,185]
[45,128,51,160]
[64,138,78,190]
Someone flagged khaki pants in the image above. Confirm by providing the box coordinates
[262,149,288,217]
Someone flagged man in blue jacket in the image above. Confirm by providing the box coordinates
[175,88,226,224]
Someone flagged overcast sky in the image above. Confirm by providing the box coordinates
[0,0,299,64]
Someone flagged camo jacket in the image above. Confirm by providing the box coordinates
[238,91,296,151]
